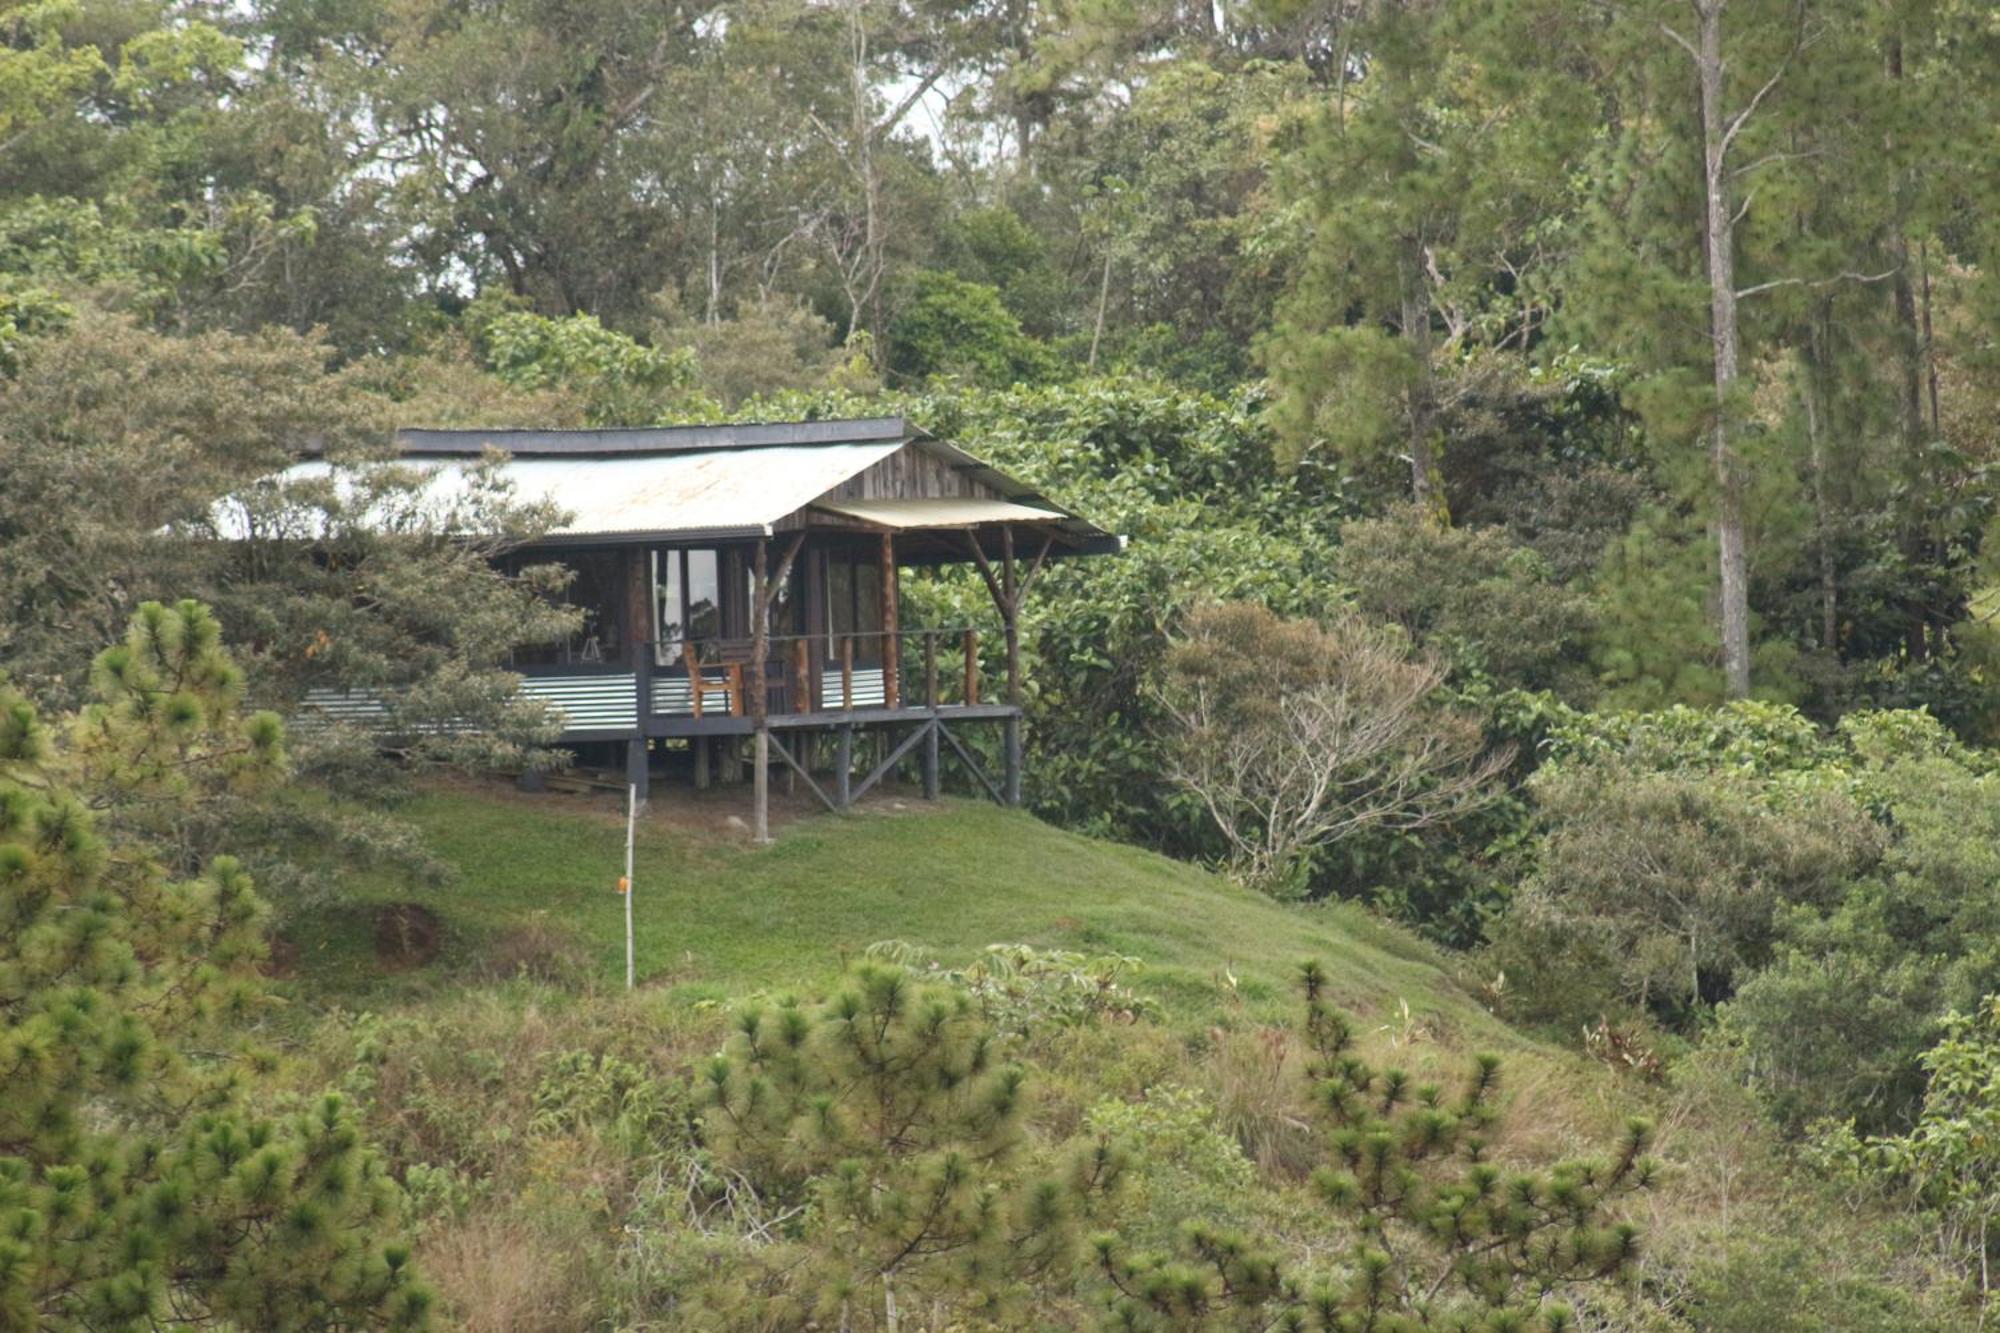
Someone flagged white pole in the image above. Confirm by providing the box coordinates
[624,782,637,991]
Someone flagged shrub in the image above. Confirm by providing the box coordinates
[1336,507,1593,693]
[1157,602,1512,892]
[1092,961,1658,1331]
[1496,766,1881,1026]
[696,964,1126,1327]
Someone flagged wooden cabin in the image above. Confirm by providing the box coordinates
[291,416,1121,833]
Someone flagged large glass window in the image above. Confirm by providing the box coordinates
[825,550,885,662]
[507,549,625,667]
[653,547,722,666]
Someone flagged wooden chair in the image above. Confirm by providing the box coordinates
[683,640,746,718]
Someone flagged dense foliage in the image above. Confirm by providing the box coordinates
[9,0,2000,1323]
[0,602,427,1329]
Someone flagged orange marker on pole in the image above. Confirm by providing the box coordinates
[616,876,630,894]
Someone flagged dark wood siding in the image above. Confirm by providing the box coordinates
[824,442,1008,502]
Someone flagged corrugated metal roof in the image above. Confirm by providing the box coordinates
[391,417,909,457]
[814,497,1068,529]
[220,440,905,541]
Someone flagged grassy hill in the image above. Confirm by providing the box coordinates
[273,780,1950,1330]
[294,780,1519,1038]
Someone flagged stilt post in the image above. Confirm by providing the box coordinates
[751,537,771,843]
[880,531,900,709]
[625,737,649,800]
[835,726,853,810]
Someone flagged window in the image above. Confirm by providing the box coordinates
[653,547,721,666]
[507,549,625,667]
[825,549,885,663]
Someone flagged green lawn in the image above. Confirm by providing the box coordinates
[286,781,1513,1040]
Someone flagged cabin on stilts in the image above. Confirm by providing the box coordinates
[289,417,1122,836]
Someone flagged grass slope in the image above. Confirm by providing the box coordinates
[294,781,1515,1041]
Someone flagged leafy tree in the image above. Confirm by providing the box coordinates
[474,306,709,424]
[0,601,429,1329]
[1336,507,1592,693]
[1497,763,1880,1026]
[1157,602,1512,892]
[697,963,1126,1328]
[1092,961,1656,1330]
[887,269,1055,387]
[1814,995,2000,1314]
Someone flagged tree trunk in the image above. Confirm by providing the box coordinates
[1802,313,1838,655]
[1088,248,1112,370]
[1697,1,1753,699]
[1399,248,1443,522]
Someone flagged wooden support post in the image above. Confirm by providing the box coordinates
[840,636,855,710]
[880,532,900,710]
[964,525,1046,808]
[1004,716,1022,808]
[694,736,710,789]
[835,726,853,810]
[962,629,979,705]
[792,638,810,717]
[625,738,649,800]
[751,538,771,844]
[1001,525,1022,710]
[924,631,938,709]
[923,716,940,800]
[687,640,703,719]
[628,547,653,740]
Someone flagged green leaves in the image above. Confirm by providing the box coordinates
[0,604,428,1328]
[698,962,1123,1324]
[1095,965,1655,1331]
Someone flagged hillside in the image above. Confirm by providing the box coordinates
[266,783,1951,1331]
[297,781,1517,1032]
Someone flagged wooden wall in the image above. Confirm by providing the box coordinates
[822,442,1007,502]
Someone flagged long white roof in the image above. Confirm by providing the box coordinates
[217,440,907,542]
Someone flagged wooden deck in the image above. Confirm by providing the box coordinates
[645,701,1019,739]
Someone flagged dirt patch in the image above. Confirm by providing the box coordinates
[261,932,301,979]
[480,916,587,984]
[373,902,444,970]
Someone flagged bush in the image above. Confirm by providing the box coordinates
[1336,507,1594,693]
[887,270,1055,387]
[1494,766,1881,1026]
[1157,601,1511,891]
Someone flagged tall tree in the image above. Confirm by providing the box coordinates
[0,601,431,1329]
[1261,0,1594,517]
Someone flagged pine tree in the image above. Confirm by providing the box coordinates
[1092,962,1656,1331]
[700,963,1126,1329]
[0,601,429,1330]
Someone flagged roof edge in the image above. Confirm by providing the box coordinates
[387,417,910,458]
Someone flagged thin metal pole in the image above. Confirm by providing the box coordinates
[624,782,637,991]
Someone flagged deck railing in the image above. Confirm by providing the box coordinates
[650,628,985,718]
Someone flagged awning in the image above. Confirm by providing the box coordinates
[812,497,1069,529]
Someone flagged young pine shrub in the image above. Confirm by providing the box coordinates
[696,963,1127,1328]
[1092,961,1658,1332]
[0,602,429,1330]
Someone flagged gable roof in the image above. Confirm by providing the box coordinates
[391,417,908,457]
[231,417,1122,555]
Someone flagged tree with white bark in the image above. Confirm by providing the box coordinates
[1156,601,1512,891]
